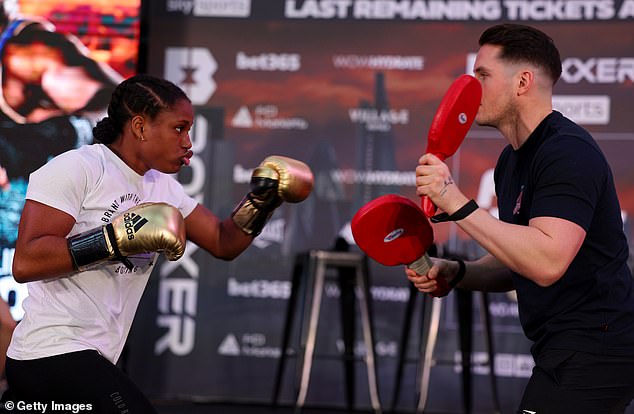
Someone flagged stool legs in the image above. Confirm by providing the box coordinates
[416,297,442,413]
[296,253,327,408]
[456,288,474,414]
[338,262,356,411]
[389,283,419,412]
[356,257,381,413]
[272,253,307,408]
[277,250,381,413]
[481,292,502,414]
[391,289,501,414]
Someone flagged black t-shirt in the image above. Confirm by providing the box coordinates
[494,111,634,357]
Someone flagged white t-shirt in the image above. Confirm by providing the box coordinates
[7,144,198,364]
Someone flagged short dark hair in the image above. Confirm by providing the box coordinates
[479,24,562,85]
[0,4,9,28]
[93,74,190,144]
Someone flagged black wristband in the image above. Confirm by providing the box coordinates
[449,258,466,288]
[68,225,134,271]
[67,227,112,270]
[431,199,479,223]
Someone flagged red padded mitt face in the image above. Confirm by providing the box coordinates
[351,194,434,266]
[426,74,482,161]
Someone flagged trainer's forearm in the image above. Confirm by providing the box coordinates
[457,254,515,292]
[455,208,567,285]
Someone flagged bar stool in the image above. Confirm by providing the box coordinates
[272,247,382,413]
[390,269,502,413]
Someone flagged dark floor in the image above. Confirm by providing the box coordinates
[152,401,425,414]
[154,402,375,413]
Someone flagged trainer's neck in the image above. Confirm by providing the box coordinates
[504,106,552,150]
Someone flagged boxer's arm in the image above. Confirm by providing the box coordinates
[184,204,253,260]
[185,155,313,259]
[67,202,186,271]
[12,200,77,282]
[13,201,187,282]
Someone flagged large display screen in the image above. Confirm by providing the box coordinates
[0,0,141,319]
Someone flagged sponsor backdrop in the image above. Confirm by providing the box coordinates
[122,1,634,413]
[0,0,632,413]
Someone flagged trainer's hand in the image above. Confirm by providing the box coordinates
[68,202,186,270]
[407,258,459,297]
[232,155,313,235]
[415,153,467,216]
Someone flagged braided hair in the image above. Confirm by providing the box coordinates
[93,74,190,144]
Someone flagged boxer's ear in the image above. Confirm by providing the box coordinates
[131,115,145,141]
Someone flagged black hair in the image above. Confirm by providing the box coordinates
[93,74,190,144]
[0,4,7,28]
[479,24,562,85]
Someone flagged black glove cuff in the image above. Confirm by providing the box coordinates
[431,199,479,223]
[68,225,134,271]
[449,258,466,288]
[231,194,277,236]
[67,227,112,270]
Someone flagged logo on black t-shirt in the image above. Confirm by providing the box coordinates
[513,185,525,216]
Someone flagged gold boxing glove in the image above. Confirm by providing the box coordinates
[232,155,313,236]
[68,202,186,271]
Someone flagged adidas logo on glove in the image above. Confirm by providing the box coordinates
[123,212,148,240]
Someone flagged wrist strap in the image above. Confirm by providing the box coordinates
[68,225,134,271]
[67,227,112,270]
[431,199,478,223]
[449,258,466,288]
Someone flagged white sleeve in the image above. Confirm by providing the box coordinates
[25,150,91,220]
[163,174,199,219]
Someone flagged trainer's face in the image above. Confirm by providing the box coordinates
[142,98,194,174]
[473,44,518,129]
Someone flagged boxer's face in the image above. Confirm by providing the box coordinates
[472,44,519,129]
[140,98,194,174]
